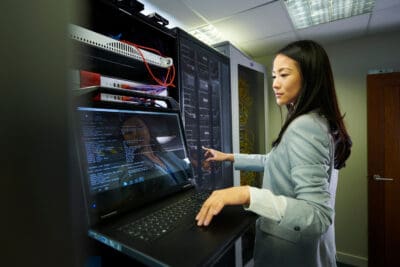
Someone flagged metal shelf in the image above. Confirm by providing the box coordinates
[69,24,173,69]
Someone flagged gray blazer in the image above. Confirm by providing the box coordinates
[234,112,338,267]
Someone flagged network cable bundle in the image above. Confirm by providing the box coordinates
[238,78,259,187]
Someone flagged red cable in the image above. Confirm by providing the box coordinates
[121,40,175,87]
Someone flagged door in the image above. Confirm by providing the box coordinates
[367,72,400,267]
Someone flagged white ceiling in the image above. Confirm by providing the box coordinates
[141,0,400,58]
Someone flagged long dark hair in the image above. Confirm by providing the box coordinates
[272,40,352,169]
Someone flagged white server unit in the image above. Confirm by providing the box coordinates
[214,41,269,267]
[214,41,269,188]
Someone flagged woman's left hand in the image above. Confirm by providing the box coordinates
[195,186,250,226]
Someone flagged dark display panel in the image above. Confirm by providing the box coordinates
[177,30,232,190]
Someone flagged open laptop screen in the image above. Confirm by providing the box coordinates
[75,106,194,222]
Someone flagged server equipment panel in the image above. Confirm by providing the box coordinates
[176,29,232,190]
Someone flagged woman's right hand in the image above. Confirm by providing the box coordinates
[202,146,234,162]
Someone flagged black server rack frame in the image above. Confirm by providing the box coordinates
[174,28,233,191]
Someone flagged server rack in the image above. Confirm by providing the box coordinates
[70,0,178,94]
[213,41,268,188]
[70,2,246,265]
[175,29,233,190]
[213,41,268,267]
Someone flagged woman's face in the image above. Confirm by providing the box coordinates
[272,54,302,106]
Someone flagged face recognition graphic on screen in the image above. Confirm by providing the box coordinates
[77,107,193,202]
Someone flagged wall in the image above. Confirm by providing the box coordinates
[255,29,400,266]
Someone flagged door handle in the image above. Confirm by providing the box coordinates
[373,174,394,182]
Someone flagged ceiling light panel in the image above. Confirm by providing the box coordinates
[189,24,225,45]
[284,0,375,29]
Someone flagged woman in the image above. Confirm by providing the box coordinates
[195,40,352,267]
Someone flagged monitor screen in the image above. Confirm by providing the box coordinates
[75,106,194,220]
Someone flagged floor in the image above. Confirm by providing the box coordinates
[337,262,356,267]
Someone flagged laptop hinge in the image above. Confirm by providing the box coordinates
[182,183,192,189]
[100,210,118,219]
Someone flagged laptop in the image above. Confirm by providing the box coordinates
[73,90,257,267]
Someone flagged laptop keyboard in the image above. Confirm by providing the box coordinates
[118,191,210,242]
